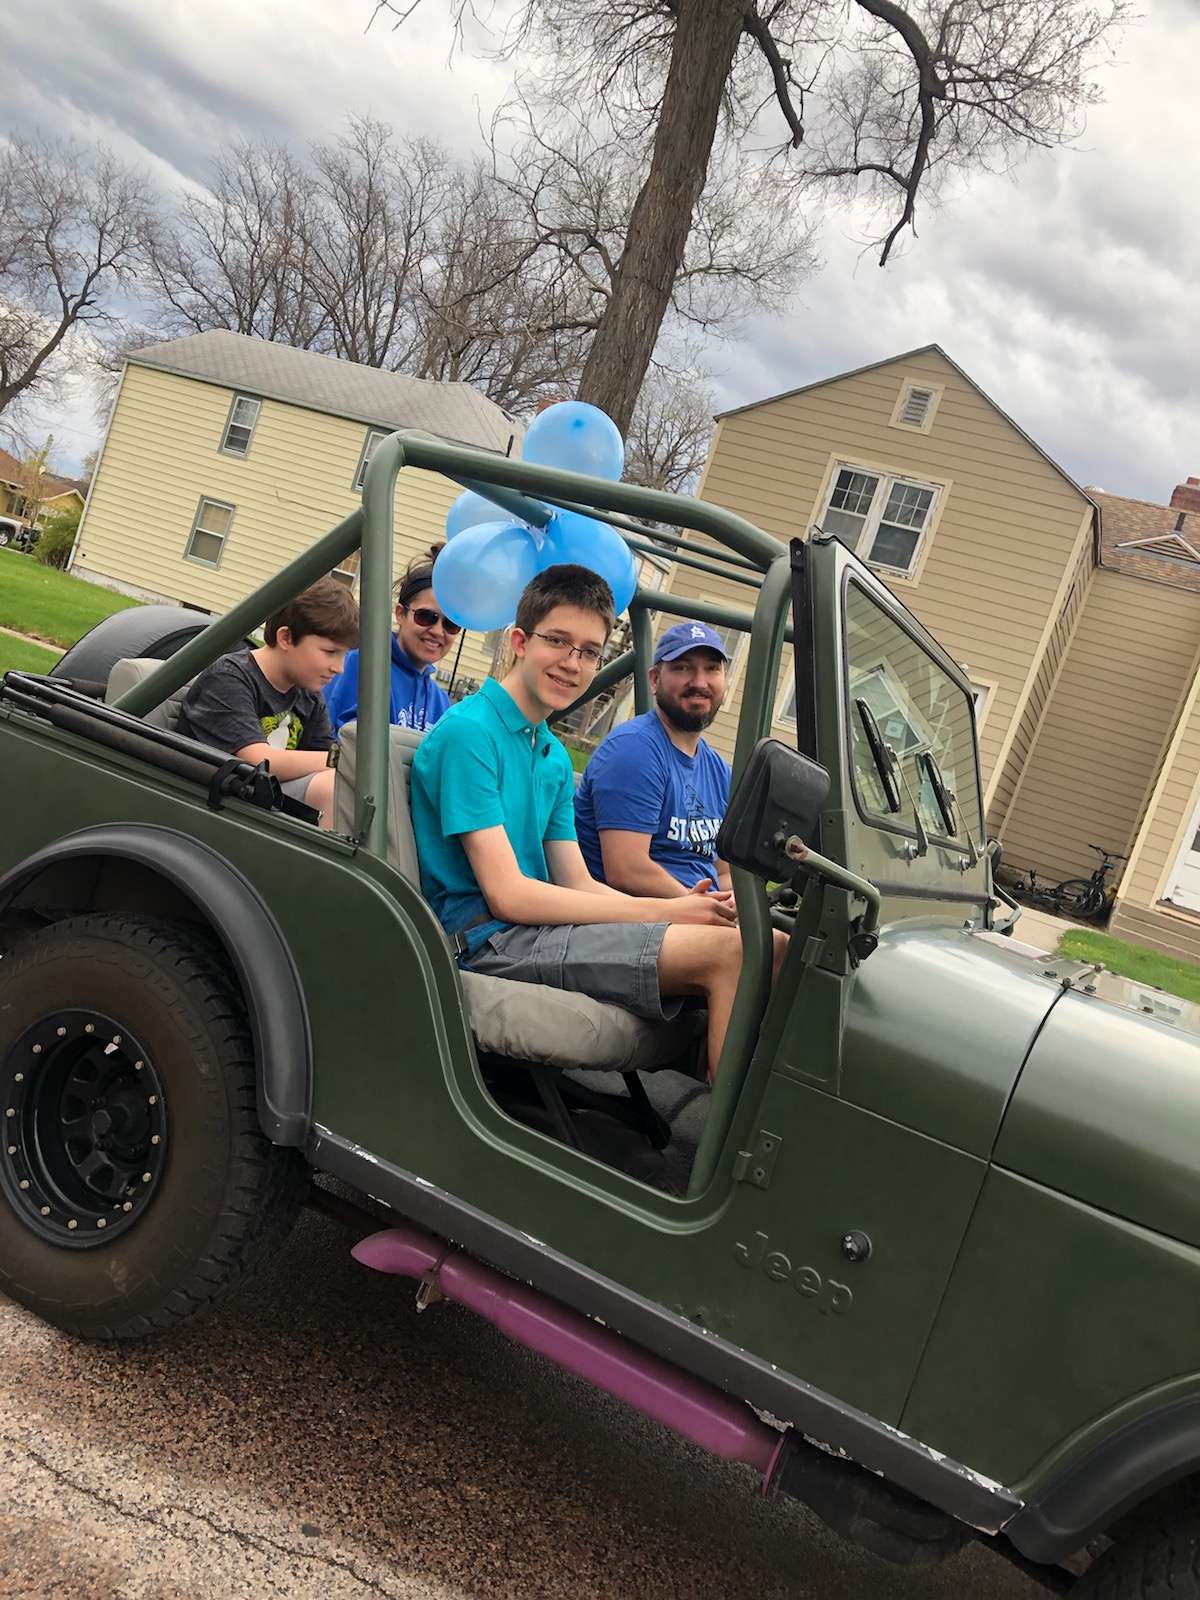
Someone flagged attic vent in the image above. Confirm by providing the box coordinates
[900,386,935,428]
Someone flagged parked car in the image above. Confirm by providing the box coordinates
[0,518,36,553]
[1,431,1198,1597]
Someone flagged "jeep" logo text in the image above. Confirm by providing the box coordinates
[734,1231,853,1316]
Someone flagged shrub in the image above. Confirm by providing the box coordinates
[35,508,80,570]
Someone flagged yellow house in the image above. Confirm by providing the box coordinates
[682,349,1200,956]
[0,447,84,536]
[677,347,1098,795]
[74,330,522,690]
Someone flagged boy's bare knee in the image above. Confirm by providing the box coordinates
[309,767,336,826]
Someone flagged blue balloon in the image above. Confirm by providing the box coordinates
[432,520,540,631]
[446,488,508,540]
[522,401,625,481]
[538,509,638,615]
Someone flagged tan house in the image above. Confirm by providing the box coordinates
[679,346,1098,792]
[688,348,1200,961]
[73,330,523,691]
[0,447,84,536]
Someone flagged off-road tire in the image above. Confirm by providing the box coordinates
[0,914,308,1338]
[1072,1487,1200,1597]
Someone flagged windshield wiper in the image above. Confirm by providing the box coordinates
[854,698,901,813]
[919,749,982,866]
[920,749,957,836]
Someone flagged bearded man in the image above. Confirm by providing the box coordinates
[574,622,735,900]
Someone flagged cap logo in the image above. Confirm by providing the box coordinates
[690,625,705,638]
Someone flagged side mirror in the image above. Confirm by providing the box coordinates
[717,738,831,884]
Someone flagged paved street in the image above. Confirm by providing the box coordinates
[0,1202,1045,1600]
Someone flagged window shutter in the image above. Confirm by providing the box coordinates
[899,386,935,428]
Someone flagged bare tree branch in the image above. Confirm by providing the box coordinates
[0,138,156,419]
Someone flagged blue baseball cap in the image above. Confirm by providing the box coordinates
[653,621,730,665]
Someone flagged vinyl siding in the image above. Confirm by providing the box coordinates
[75,364,498,686]
[684,351,1090,778]
[999,569,1200,884]
[987,526,1094,834]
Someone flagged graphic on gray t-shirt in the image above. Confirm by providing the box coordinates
[175,650,333,756]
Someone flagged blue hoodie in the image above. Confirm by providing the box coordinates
[324,634,451,734]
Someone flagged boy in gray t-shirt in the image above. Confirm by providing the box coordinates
[175,578,358,827]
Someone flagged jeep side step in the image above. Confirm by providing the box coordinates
[352,1221,788,1482]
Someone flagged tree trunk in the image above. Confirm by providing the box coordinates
[576,0,746,434]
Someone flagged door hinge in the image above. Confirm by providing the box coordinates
[733,1128,782,1189]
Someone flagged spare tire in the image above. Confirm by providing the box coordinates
[51,605,255,685]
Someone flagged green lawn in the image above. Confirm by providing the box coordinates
[565,743,590,773]
[0,635,61,676]
[0,547,139,649]
[1055,928,1200,1004]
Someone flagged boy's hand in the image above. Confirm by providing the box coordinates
[687,881,738,923]
[660,890,738,926]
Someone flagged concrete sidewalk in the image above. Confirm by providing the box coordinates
[1007,904,1087,953]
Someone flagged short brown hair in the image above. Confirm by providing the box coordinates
[264,578,359,648]
[514,564,615,638]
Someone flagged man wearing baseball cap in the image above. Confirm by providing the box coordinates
[575,620,735,900]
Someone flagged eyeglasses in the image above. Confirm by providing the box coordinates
[529,631,604,668]
[405,605,461,636]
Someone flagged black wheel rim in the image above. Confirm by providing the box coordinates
[1,1009,167,1248]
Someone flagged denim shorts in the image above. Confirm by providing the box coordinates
[463,921,680,1021]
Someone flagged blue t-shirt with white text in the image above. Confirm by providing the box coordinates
[575,712,731,889]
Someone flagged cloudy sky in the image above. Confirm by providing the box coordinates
[2,0,1197,502]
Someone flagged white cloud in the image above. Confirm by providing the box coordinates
[2,0,1196,500]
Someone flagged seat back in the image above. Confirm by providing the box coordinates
[332,720,423,879]
[105,657,195,731]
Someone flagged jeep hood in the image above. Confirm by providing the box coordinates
[996,967,1200,1248]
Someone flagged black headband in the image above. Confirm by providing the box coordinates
[396,565,435,607]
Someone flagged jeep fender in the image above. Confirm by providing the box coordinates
[1006,1391,1200,1563]
[0,824,311,1146]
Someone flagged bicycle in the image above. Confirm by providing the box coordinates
[1011,842,1127,921]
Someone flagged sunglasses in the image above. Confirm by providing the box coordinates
[404,605,461,636]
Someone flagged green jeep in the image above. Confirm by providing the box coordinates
[1,433,1196,1596]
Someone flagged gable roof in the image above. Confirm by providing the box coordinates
[126,329,520,454]
[1090,488,1200,591]
[715,343,1095,512]
[0,446,85,505]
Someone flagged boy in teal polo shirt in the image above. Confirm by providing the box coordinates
[411,564,786,1080]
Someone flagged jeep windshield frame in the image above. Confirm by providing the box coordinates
[110,429,800,1194]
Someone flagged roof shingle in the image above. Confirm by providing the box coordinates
[1090,488,1200,592]
[126,329,520,454]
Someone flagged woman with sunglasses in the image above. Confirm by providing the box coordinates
[324,545,456,734]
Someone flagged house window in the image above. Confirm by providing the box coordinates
[184,497,234,567]
[889,381,942,434]
[220,394,261,456]
[353,428,389,492]
[818,464,941,577]
[777,669,800,724]
[971,682,991,723]
[711,623,747,683]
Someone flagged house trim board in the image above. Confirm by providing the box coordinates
[716,343,1097,513]
[69,361,129,574]
[983,501,1096,817]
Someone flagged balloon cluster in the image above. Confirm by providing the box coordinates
[432,401,638,633]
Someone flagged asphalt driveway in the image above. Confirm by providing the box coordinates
[0,1202,1044,1600]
